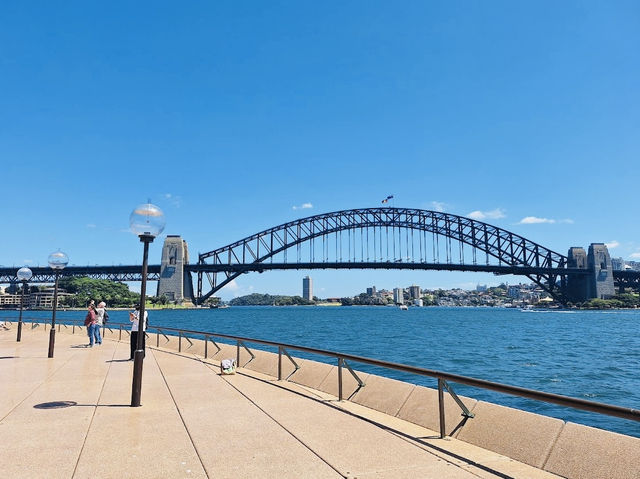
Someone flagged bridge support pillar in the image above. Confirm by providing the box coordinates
[567,244,615,303]
[567,247,589,303]
[157,236,194,306]
[587,243,615,300]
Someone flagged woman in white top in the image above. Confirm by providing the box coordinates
[129,305,148,360]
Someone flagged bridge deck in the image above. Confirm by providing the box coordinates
[0,327,562,479]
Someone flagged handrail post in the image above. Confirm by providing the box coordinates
[338,357,344,401]
[278,346,283,380]
[178,332,182,352]
[236,340,240,368]
[204,335,209,359]
[438,378,446,439]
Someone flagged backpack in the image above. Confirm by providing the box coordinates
[220,358,236,375]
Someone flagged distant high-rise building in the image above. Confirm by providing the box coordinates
[393,287,404,304]
[366,286,377,296]
[476,284,487,292]
[302,276,313,301]
[611,257,626,271]
[408,285,421,300]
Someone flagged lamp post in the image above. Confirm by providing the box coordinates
[129,202,165,407]
[47,250,68,358]
[16,266,33,342]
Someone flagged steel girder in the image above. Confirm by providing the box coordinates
[196,207,570,303]
[0,265,161,284]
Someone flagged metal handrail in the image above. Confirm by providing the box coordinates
[3,315,639,434]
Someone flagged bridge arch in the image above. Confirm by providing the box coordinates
[196,207,568,303]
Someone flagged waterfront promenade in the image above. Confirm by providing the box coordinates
[1,324,638,479]
[0,326,565,479]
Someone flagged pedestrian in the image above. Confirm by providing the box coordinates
[129,304,148,360]
[85,300,97,347]
[94,301,106,345]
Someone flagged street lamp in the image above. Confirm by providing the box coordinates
[47,250,68,358]
[129,202,165,407]
[16,266,33,342]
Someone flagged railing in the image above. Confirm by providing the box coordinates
[2,315,639,439]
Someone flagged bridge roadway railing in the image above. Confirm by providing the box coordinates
[2,315,639,439]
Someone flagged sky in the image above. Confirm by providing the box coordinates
[1,1,639,300]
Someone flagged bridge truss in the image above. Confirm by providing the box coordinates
[197,207,583,304]
[0,265,161,285]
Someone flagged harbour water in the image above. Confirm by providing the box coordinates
[12,306,640,438]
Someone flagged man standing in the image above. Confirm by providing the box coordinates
[94,301,106,345]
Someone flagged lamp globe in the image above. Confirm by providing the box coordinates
[129,203,165,238]
[48,250,69,270]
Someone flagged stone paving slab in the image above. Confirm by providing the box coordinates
[0,327,566,478]
[154,350,342,478]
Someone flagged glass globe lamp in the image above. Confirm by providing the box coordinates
[129,203,166,238]
[48,250,69,270]
[17,266,33,282]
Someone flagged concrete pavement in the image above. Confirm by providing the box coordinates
[0,324,568,478]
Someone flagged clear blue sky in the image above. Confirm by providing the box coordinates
[1,1,639,299]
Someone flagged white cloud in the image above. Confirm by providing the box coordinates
[605,240,620,249]
[225,280,239,291]
[467,208,506,220]
[292,202,313,210]
[518,216,574,225]
[23,259,34,265]
[518,216,555,224]
[430,201,447,212]
[87,223,97,228]
[630,252,640,259]
[164,193,183,208]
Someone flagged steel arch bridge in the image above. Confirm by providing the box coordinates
[196,207,587,304]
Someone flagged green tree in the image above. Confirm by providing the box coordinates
[59,277,140,308]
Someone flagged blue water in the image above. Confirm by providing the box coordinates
[10,306,640,438]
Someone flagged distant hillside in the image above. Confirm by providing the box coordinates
[229,293,314,306]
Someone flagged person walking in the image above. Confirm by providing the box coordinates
[94,301,106,345]
[129,304,148,360]
[85,300,97,347]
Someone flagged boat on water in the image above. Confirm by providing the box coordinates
[399,304,408,310]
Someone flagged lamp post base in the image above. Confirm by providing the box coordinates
[47,328,56,358]
[130,349,145,407]
[17,321,23,342]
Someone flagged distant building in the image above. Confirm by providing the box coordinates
[0,292,20,306]
[507,286,521,299]
[302,276,313,301]
[611,257,625,271]
[413,298,423,307]
[393,287,404,304]
[626,260,640,271]
[366,286,377,296]
[476,284,487,292]
[408,285,421,300]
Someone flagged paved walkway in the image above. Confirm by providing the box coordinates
[0,326,560,478]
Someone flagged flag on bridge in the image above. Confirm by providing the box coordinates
[381,195,394,204]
